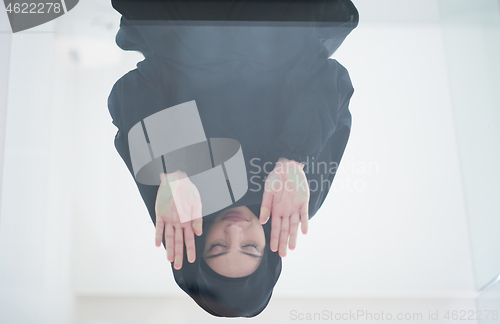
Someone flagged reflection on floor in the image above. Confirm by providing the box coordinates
[75,295,478,324]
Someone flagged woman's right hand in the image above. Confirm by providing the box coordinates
[259,157,309,257]
[155,170,203,270]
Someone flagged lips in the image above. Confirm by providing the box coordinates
[222,212,248,222]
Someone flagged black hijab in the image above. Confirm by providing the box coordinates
[172,203,281,317]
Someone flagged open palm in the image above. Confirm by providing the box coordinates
[259,157,310,257]
[155,171,203,270]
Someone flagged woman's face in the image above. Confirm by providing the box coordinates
[203,206,266,278]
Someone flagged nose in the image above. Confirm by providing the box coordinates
[225,223,244,237]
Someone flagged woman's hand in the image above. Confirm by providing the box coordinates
[259,157,310,257]
[155,170,203,270]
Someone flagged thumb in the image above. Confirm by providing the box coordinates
[259,191,273,224]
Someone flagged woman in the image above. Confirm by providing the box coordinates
[108,0,359,317]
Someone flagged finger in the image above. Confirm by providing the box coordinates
[300,203,309,235]
[260,191,273,224]
[279,216,290,257]
[183,226,196,263]
[288,212,300,250]
[173,226,184,270]
[164,224,175,262]
[155,216,165,247]
[191,205,203,236]
[270,213,281,253]
[192,217,203,236]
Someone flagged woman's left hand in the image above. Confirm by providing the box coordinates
[155,170,203,270]
[259,157,310,257]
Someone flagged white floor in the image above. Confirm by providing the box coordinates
[75,295,478,324]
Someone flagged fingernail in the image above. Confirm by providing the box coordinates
[174,255,181,265]
[271,239,278,249]
[167,249,173,260]
[260,207,268,218]
[187,250,194,261]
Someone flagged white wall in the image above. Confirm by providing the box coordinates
[66,0,477,297]
[278,15,476,295]
[0,22,74,324]
[438,0,500,291]
[0,0,11,215]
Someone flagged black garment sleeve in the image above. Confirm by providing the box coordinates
[113,126,160,226]
[307,104,351,219]
[315,0,359,57]
[270,58,354,164]
[107,62,169,226]
[269,0,357,164]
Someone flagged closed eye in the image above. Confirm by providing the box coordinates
[207,242,227,255]
[204,243,262,259]
[241,243,262,257]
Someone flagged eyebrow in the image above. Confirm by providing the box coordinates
[205,250,263,259]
